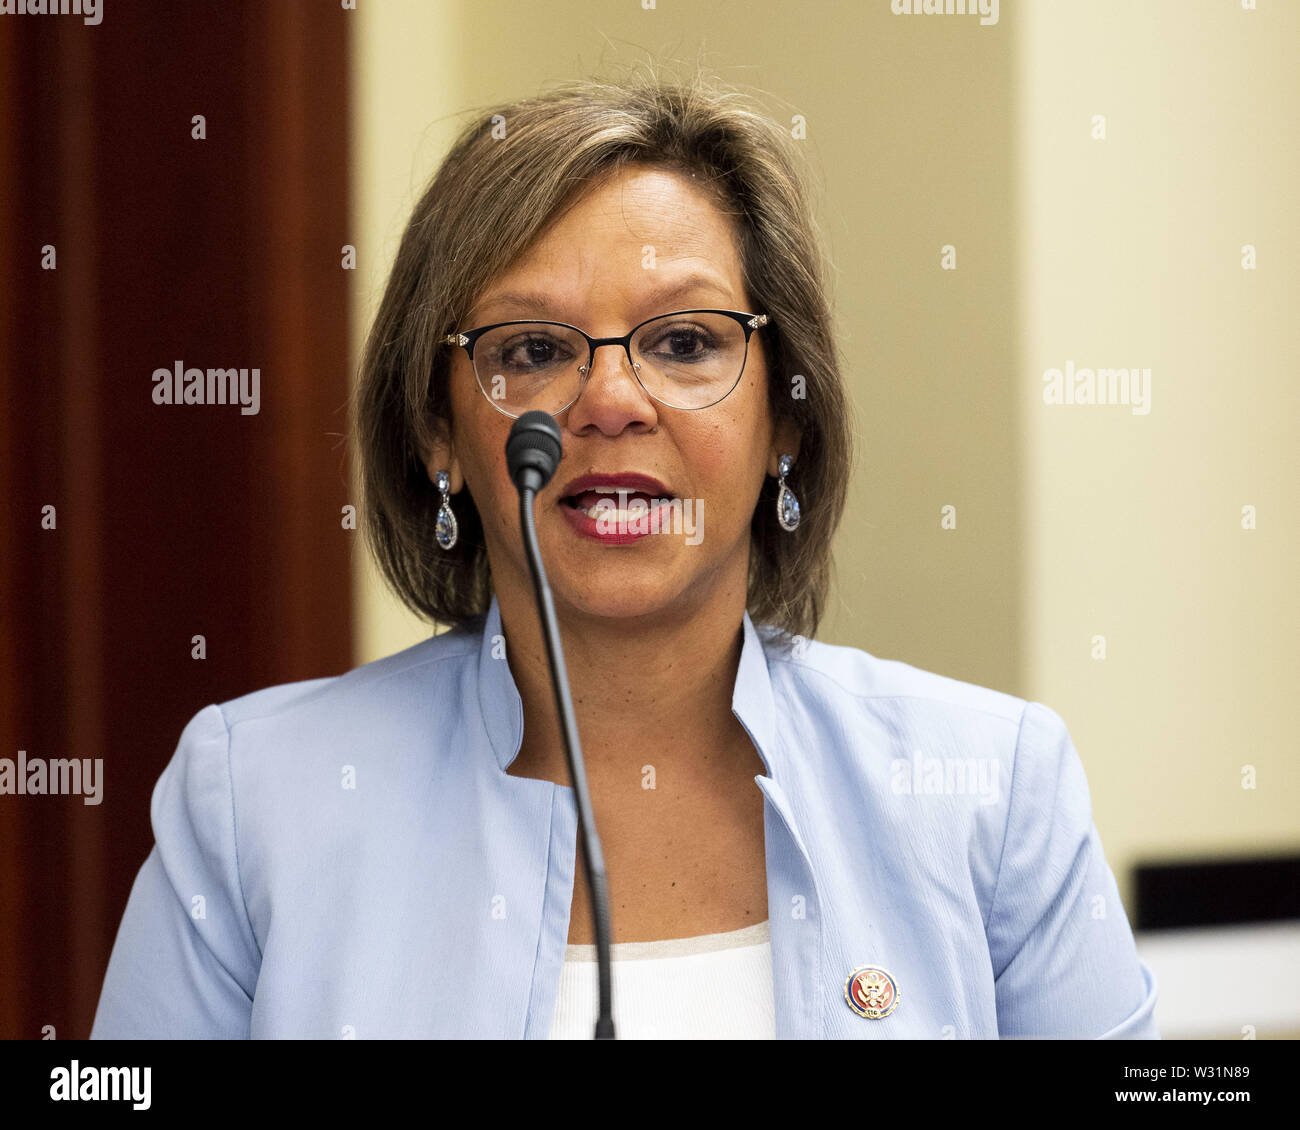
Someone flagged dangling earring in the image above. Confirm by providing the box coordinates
[435,470,458,550]
[776,453,801,532]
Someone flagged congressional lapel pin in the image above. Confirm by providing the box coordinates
[844,965,900,1019]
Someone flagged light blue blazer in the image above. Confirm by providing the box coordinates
[91,595,1159,1039]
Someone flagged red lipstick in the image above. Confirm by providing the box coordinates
[557,472,678,545]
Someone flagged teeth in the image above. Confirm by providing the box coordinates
[586,507,647,520]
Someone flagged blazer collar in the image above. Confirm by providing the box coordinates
[474,593,780,778]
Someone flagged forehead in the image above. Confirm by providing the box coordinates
[549,164,738,246]
[471,164,747,324]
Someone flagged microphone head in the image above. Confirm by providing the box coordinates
[506,410,563,492]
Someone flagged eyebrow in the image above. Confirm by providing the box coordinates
[469,273,739,325]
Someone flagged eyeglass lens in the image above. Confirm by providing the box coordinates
[471,312,750,414]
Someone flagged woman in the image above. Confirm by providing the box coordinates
[91,73,1158,1039]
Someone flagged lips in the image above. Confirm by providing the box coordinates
[556,472,677,544]
[558,472,674,511]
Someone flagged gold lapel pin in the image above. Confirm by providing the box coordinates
[844,965,900,1019]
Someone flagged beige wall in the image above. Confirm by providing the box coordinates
[348,0,1300,903]
[349,0,467,660]
[1014,0,1300,898]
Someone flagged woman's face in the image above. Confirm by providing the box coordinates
[430,162,796,626]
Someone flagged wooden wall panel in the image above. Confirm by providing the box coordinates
[0,0,353,1039]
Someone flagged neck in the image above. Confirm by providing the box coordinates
[495,573,754,784]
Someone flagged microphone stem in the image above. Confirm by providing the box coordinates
[518,487,615,1039]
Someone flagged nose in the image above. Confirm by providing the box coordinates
[564,340,659,436]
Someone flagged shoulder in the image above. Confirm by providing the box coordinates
[215,617,484,732]
[758,624,1029,733]
[160,618,487,803]
[152,618,489,859]
[754,625,1082,810]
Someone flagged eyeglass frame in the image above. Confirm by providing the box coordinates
[440,308,771,418]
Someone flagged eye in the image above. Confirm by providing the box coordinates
[492,331,576,371]
[640,322,718,363]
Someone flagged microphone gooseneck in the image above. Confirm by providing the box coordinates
[506,410,615,1040]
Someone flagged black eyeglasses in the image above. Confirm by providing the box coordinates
[442,309,771,418]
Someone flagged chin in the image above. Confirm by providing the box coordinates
[553,564,696,625]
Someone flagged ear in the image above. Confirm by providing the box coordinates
[766,416,801,478]
[423,418,465,494]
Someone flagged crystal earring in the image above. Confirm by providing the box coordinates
[776,453,801,532]
[435,470,458,550]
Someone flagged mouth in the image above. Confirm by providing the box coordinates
[557,472,678,543]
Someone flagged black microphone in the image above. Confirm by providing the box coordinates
[506,410,615,1040]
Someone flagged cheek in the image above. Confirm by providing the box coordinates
[684,371,772,504]
[449,360,513,526]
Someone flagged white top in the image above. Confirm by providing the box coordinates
[547,919,775,1039]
